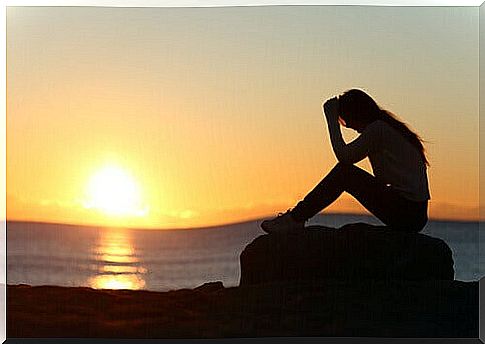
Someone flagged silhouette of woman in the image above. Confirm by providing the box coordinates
[261,89,430,233]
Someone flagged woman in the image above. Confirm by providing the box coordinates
[261,89,430,233]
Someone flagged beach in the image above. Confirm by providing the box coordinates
[7,279,478,338]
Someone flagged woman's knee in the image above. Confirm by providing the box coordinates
[332,162,357,176]
[323,163,356,186]
[331,162,375,189]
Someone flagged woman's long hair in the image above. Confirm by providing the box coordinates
[338,89,429,166]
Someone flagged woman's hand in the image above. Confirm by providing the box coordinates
[323,97,340,123]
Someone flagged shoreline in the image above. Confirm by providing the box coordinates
[7,279,479,338]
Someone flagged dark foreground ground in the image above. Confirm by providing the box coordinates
[7,279,478,338]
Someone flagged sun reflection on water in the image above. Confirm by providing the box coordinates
[88,228,147,290]
[89,274,146,290]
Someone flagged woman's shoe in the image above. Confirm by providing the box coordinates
[261,210,305,234]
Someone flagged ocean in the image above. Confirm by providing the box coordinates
[6,214,484,292]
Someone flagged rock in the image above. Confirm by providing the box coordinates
[240,222,454,286]
[194,281,224,293]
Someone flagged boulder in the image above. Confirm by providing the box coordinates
[240,222,454,286]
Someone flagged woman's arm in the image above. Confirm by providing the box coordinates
[323,98,381,164]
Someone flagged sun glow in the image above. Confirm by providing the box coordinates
[83,166,148,217]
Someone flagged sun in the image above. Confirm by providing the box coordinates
[83,165,148,217]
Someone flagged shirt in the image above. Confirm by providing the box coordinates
[327,118,431,202]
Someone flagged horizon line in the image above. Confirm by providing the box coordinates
[5,212,483,231]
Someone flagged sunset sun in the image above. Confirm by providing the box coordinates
[84,166,148,217]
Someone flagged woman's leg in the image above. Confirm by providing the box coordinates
[290,162,428,232]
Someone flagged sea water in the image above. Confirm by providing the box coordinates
[6,214,484,291]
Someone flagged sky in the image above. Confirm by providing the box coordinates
[6,5,480,229]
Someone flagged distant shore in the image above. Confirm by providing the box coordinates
[7,279,478,338]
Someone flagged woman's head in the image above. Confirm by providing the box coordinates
[337,88,429,166]
[338,89,381,129]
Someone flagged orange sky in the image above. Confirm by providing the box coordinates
[6,6,481,229]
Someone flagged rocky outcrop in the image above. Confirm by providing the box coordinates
[7,280,478,338]
[240,223,454,286]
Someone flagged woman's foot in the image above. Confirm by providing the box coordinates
[261,210,305,234]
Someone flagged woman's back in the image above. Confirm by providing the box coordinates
[366,120,430,202]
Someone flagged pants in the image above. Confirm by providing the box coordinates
[290,162,428,232]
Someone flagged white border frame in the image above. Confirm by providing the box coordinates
[1,1,482,343]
